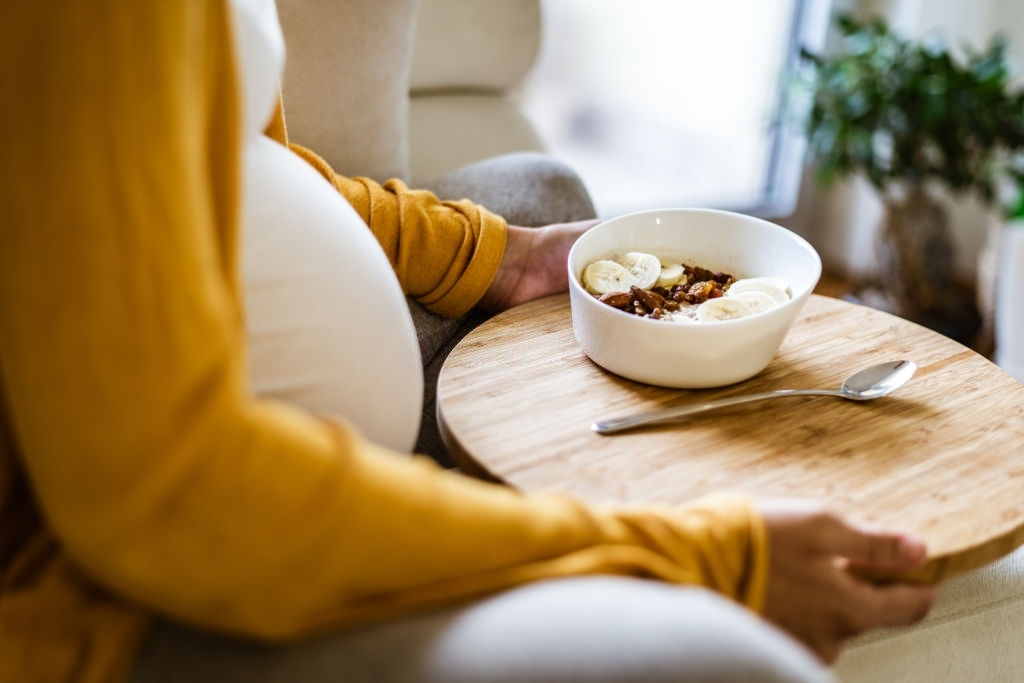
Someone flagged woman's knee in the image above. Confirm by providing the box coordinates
[424,577,834,683]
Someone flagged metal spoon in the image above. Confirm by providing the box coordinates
[591,360,917,435]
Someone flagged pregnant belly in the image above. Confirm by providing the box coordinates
[240,135,423,453]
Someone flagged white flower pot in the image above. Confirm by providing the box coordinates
[995,223,1024,384]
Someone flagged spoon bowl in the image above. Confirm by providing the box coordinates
[592,360,917,435]
[838,360,918,400]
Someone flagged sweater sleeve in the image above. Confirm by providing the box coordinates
[0,1,767,642]
[285,139,507,319]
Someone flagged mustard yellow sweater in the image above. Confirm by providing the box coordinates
[0,3,768,682]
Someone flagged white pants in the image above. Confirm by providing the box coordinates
[130,576,833,683]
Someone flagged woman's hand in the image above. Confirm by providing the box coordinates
[479,219,601,312]
[759,499,939,664]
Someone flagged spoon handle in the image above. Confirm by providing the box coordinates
[591,389,841,435]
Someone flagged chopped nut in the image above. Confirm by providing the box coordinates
[713,272,734,285]
[669,284,692,303]
[686,264,716,283]
[631,285,666,311]
[598,291,633,309]
[687,280,716,302]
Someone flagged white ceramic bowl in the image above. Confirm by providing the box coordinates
[568,208,822,388]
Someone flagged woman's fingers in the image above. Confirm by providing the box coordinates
[759,498,929,571]
[758,499,939,663]
[858,581,939,631]
[814,513,929,572]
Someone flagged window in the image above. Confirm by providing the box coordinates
[519,0,832,218]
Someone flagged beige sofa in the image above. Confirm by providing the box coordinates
[273,1,1024,680]
[276,0,545,186]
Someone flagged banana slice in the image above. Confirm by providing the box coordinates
[582,259,636,295]
[729,290,778,315]
[726,277,791,306]
[616,252,661,290]
[696,297,753,322]
[656,261,685,288]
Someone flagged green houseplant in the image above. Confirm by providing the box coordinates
[797,14,1024,338]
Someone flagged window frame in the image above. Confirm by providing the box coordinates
[750,0,834,219]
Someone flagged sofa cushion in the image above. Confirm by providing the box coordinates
[835,544,1024,681]
[410,0,541,92]
[275,0,420,182]
[409,94,544,184]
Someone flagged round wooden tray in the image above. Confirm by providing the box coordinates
[437,294,1024,583]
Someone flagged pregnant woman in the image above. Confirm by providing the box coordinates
[0,2,936,682]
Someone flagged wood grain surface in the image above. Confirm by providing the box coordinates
[437,294,1024,583]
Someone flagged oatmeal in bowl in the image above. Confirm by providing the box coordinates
[582,251,794,323]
